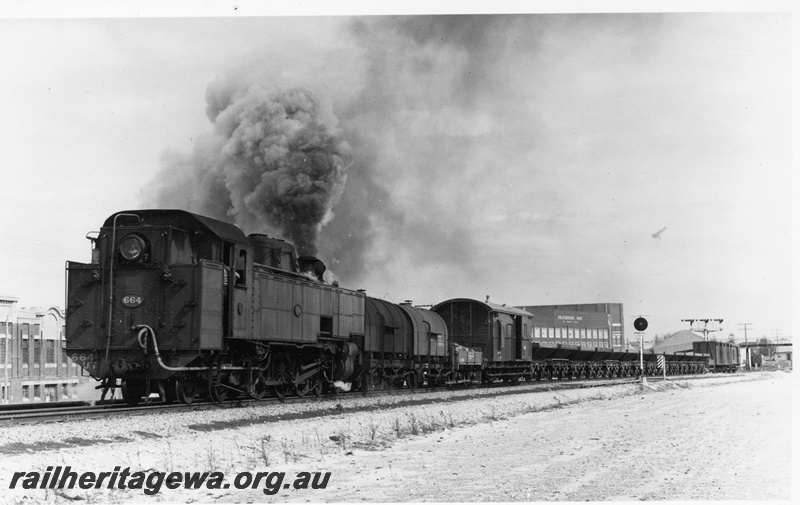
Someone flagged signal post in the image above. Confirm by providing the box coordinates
[634,317,648,385]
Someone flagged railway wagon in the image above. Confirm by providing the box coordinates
[432,298,533,382]
[360,299,451,389]
[692,340,740,372]
[66,209,366,404]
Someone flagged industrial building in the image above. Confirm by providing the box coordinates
[516,303,626,350]
[651,330,703,354]
[0,294,89,403]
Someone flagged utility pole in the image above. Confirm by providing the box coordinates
[739,323,752,370]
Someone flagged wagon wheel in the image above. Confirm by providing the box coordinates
[362,370,380,391]
[248,370,268,401]
[121,379,147,406]
[407,373,417,390]
[271,353,292,399]
[427,370,439,389]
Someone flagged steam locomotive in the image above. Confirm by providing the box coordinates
[65,209,733,405]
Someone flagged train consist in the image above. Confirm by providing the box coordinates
[65,209,736,405]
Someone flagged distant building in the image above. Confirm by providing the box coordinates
[773,344,792,363]
[763,344,793,370]
[1,294,88,403]
[651,330,703,354]
[516,303,625,350]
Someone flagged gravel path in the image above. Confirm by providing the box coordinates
[0,372,790,503]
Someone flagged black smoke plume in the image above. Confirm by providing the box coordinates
[144,81,351,256]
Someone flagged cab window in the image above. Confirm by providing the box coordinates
[170,230,194,264]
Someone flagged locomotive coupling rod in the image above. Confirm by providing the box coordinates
[296,364,322,384]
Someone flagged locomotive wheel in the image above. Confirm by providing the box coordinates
[271,353,292,399]
[121,379,147,406]
[174,378,196,405]
[295,372,321,397]
[249,371,268,401]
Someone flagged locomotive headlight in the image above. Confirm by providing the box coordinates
[119,234,146,261]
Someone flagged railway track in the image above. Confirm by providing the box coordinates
[0,372,725,426]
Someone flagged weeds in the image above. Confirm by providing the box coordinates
[332,427,351,451]
[281,439,295,464]
[366,417,381,441]
[259,435,272,466]
[205,445,217,472]
[408,414,420,436]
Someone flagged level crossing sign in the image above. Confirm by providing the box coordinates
[657,355,665,370]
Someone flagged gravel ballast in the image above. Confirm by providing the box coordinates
[0,371,790,503]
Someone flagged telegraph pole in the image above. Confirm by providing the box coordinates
[739,323,752,370]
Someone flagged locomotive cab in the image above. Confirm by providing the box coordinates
[65,210,251,403]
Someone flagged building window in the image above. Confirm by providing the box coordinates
[46,340,56,364]
[33,337,41,365]
[21,338,29,366]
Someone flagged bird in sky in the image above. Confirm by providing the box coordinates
[652,226,667,239]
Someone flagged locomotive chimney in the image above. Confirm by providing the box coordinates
[298,256,326,282]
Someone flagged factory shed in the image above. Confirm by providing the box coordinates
[651,330,703,354]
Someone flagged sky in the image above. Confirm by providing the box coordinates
[0,1,795,344]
